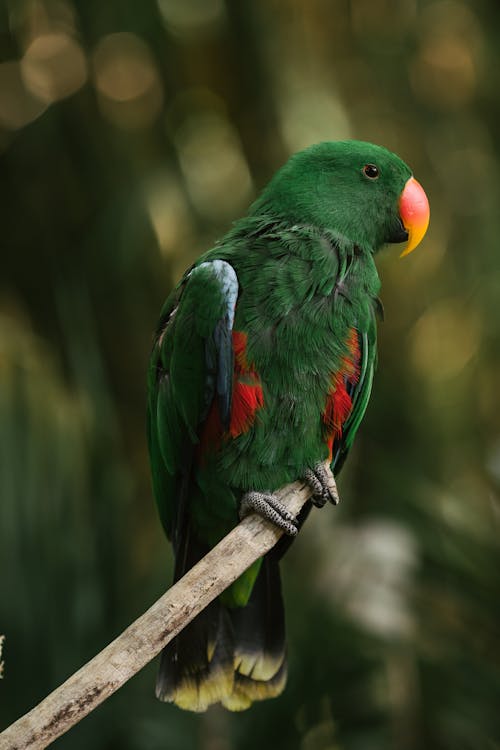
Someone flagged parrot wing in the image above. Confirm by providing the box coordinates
[149,259,287,711]
[147,259,239,552]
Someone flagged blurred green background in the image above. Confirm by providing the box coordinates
[1,0,500,748]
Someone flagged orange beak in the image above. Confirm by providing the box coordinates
[398,176,430,257]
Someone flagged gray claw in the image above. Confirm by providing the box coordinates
[240,491,298,536]
[304,463,340,507]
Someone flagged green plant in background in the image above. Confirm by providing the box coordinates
[1,1,500,748]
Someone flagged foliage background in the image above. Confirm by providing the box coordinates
[1,0,499,748]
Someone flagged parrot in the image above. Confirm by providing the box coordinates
[147,140,429,712]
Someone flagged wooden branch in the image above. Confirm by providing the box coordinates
[0,474,316,750]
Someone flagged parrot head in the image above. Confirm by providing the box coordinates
[251,140,429,255]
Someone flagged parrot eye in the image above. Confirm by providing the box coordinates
[363,164,379,180]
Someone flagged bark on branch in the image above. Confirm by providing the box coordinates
[0,473,317,750]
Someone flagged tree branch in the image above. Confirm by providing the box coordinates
[0,474,316,750]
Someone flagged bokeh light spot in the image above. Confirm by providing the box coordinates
[157,0,225,37]
[410,34,475,110]
[410,299,480,381]
[410,1,483,111]
[322,521,418,639]
[21,32,87,104]
[170,91,253,222]
[0,61,47,130]
[279,86,351,152]
[92,33,163,129]
[144,174,192,258]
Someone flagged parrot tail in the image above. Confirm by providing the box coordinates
[223,553,287,711]
[156,551,287,712]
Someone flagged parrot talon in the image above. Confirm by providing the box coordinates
[304,464,340,508]
[239,491,298,536]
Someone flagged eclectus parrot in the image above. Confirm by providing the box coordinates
[147,141,429,712]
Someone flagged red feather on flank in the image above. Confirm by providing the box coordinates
[323,374,353,436]
[345,326,361,374]
[230,381,264,438]
[198,330,264,457]
[323,327,361,459]
[230,330,264,438]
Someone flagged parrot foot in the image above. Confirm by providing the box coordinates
[239,491,298,536]
[303,463,340,508]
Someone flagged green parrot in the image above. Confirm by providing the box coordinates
[147,140,429,712]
